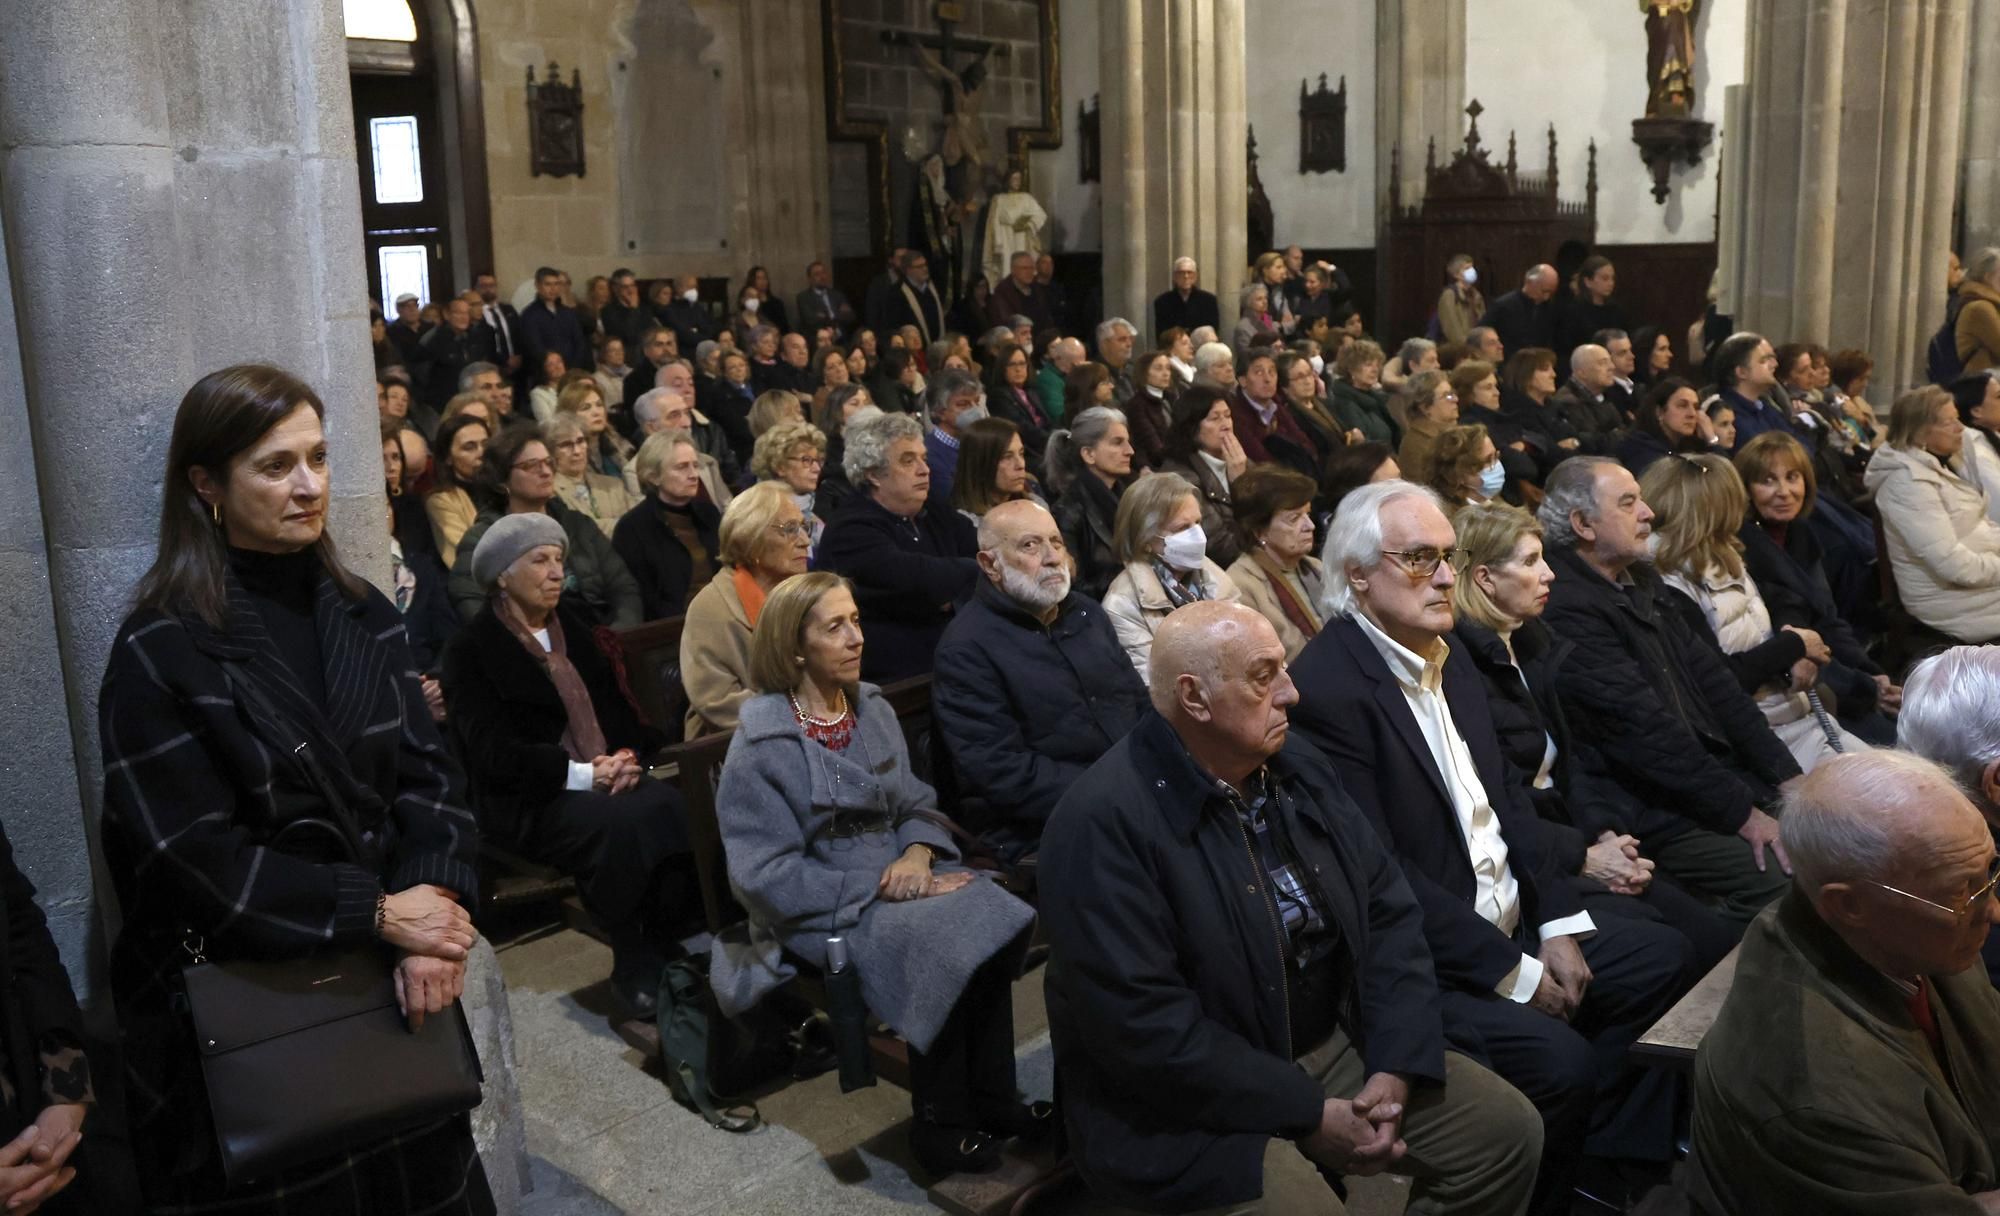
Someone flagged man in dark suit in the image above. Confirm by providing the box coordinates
[794,259,856,342]
[418,296,496,411]
[662,274,714,355]
[1290,478,1696,1216]
[862,248,907,338]
[518,265,594,375]
[890,250,947,350]
[1152,255,1221,343]
[987,251,1052,333]
[598,268,652,354]
[1478,264,1559,356]
[472,270,523,378]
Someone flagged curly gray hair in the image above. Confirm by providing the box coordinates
[842,409,924,488]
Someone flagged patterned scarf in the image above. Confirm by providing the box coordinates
[496,592,607,762]
[1150,559,1212,610]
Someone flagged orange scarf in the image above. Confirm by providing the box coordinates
[733,565,767,627]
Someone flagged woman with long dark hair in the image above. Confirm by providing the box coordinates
[950,416,1042,522]
[100,365,491,1214]
[1616,376,1714,475]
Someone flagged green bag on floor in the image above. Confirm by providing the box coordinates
[656,954,764,1133]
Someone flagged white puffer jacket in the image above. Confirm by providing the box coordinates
[1862,444,2000,642]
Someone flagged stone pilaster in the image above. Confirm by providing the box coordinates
[1374,0,1467,211]
[1962,0,2000,254]
[1100,0,1249,336]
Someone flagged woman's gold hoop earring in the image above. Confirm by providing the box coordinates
[210,500,221,526]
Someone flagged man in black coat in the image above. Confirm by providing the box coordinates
[794,259,857,342]
[932,502,1148,854]
[418,297,497,410]
[1536,457,1801,924]
[815,411,978,683]
[1290,480,1696,1214]
[861,248,907,338]
[473,270,523,377]
[661,274,715,355]
[1041,602,1541,1215]
[1479,264,1559,356]
[598,269,652,355]
[1549,344,1626,454]
[518,266,594,375]
[1152,255,1221,343]
[622,325,678,414]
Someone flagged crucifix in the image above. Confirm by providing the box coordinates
[883,1,1004,173]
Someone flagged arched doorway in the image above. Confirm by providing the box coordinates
[346,0,492,307]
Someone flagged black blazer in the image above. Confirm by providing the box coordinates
[1288,616,1582,995]
[441,601,659,842]
[815,493,978,683]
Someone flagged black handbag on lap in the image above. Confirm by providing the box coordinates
[182,665,484,1188]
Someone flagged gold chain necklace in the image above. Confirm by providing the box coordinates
[788,688,849,727]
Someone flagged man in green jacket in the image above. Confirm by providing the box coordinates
[1690,750,2000,1215]
[1035,336,1083,423]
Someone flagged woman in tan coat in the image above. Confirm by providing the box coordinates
[677,481,813,736]
[1393,369,1458,486]
[1955,246,2000,374]
[1224,465,1325,661]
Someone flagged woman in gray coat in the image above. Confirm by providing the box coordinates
[711,572,1041,1176]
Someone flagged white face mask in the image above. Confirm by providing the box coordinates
[743,298,760,313]
[1160,523,1209,571]
[682,289,699,304]
[1309,354,1325,375]
[1462,266,1479,286]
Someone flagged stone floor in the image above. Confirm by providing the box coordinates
[495,924,1683,1215]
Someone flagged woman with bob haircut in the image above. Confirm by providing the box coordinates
[99,364,491,1213]
[677,481,815,736]
[710,572,1040,1177]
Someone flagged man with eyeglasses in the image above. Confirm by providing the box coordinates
[1289,478,1697,1216]
[920,369,989,506]
[932,500,1149,858]
[1690,750,2000,1216]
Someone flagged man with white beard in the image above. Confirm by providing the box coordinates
[932,500,1152,856]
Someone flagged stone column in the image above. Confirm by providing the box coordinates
[1374,0,1467,211]
[1100,0,1248,337]
[0,5,381,977]
[1962,0,2000,254]
[1721,0,1969,400]
[710,0,833,286]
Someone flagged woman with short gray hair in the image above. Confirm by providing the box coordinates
[1100,471,1240,681]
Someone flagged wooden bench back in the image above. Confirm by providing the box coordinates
[603,616,689,745]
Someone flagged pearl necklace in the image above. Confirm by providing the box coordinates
[789,688,850,727]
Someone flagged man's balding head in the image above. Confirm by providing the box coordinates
[977,500,1071,615]
[1151,603,1298,785]
[1523,264,1557,302]
[1571,344,1614,391]
[1784,751,2000,980]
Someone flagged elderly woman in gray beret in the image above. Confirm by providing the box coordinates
[711,571,1041,1178]
[440,514,689,1019]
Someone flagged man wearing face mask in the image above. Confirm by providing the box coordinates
[933,501,1150,855]
[663,274,714,355]
[1436,255,1488,344]
[922,369,989,505]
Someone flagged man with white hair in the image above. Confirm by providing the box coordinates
[1191,341,1238,391]
[1036,336,1085,422]
[1153,255,1221,343]
[1095,316,1138,401]
[1550,343,1624,453]
[1690,751,2000,1215]
[1290,479,1695,1215]
[1538,456,1802,924]
[1478,264,1559,356]
[1043,600,1542,1215]
[932,501,1148,853]
[1899,644,2000,983]
[653,358,741,486]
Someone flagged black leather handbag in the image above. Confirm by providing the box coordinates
[183,666,484,1188]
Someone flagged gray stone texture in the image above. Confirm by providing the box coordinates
[464,938,529,1216]
[1961,0,2000,256]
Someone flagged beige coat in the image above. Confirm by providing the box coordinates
[1227,552,1324,662]
[1101,559,1240,683]
[424,485,479,568]
[678,566,754,737]
[1956,278,2000,374]
[1862,443,2000,642]
[555,470,637,537]
[1398,416,1449,486]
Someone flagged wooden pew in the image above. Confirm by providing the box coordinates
[600,615,690,745]
[1632,946,1740,1073]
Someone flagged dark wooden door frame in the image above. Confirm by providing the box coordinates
[427,0,493,283]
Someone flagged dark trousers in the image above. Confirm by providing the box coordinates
[520,778,688,938]
[1579,874,1738,975]
[1443,914,1696,1216]
[906,951,1019,1128]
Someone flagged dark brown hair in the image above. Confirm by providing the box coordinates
[1230,464,1318,551]
[952,416,1028,517]
[135,364,367,629]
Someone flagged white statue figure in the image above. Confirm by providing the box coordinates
[982,168,1047,289]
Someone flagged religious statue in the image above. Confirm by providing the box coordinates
[914,154,965,309]
[1642,0,1699,118]
[911,37,996,176]
[982,167,1047,288]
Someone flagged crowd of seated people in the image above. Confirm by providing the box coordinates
[86,242,2000,1214]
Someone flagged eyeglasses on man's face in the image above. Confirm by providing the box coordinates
[1382,547,1469,578]
[1870,855,2000,919]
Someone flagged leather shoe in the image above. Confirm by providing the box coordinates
[609,969,658,1021]
[909,1119,1001,1177]
[976,1098,1057,1141]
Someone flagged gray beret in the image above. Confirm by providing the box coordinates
[471,512,568,589]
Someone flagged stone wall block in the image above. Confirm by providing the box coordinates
[0,4,171,151]
[461,938,527,1216]
[174,159,326,367]
[157,0,303,153]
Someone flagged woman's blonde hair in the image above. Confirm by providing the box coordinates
[1112,470,1198,564]
[748,389,803,438]
[1886,384,1952,450]
[748,571,854,695]
[751,419,827,481]
[556,377,603,418]
[1638,452,1749,580]
[1450,501,1543,632]
[633,428,699,493]
[717,479,795,568]
[440,391,486,425]
[1733,431,1818,519]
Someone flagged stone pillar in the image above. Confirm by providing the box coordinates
[1721,0,1969,400]
[709,0,833,285]
[1374,0,1466,211]
[1962,0,2000,254]
[0,0,376,943]
[1100,0,1248,338]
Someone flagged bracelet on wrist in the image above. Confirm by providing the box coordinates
[374,893,387,938]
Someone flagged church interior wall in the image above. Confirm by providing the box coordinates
[1464,0,1743,247]
[1025,0,1100,253]
[1244,0,1378,252]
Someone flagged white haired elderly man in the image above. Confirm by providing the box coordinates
[1290,478,1696,1215]
[632,387,732,508]
[1153,255,1221,343]
[1549,344,1624,454]
[1191,341,1238,392]
[1690,751,2000,1216]
[1538,456,1803,926]
[648,358,742,486]
[1900,644,2000,984]
[1096,316,1139,401]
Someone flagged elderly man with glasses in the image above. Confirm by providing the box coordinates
[1288,478,1697,1216]
[1898,644,2000,985]
[1690,750,2000,1216]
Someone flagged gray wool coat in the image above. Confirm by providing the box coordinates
[710,686,1035,1052]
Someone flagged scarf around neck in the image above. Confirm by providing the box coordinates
[496,593,607,763]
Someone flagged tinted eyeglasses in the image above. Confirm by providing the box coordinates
[1382,547,1470,578]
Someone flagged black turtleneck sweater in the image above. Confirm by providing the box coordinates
[228,546,325,704]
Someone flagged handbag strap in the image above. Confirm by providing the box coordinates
[217,661,371,864]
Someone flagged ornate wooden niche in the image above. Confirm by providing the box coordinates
[527,62,586,179]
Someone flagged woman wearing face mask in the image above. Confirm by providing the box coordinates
[731,285,766,351]
[1424,424,1502,511]
[1099,471,1240,681]
[741,266,789,335]
[1435,253,1486,344]
[1224,465,1325,661]
[1157,387,1248,568]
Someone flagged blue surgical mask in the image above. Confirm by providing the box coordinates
[1479,459,1507,497]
